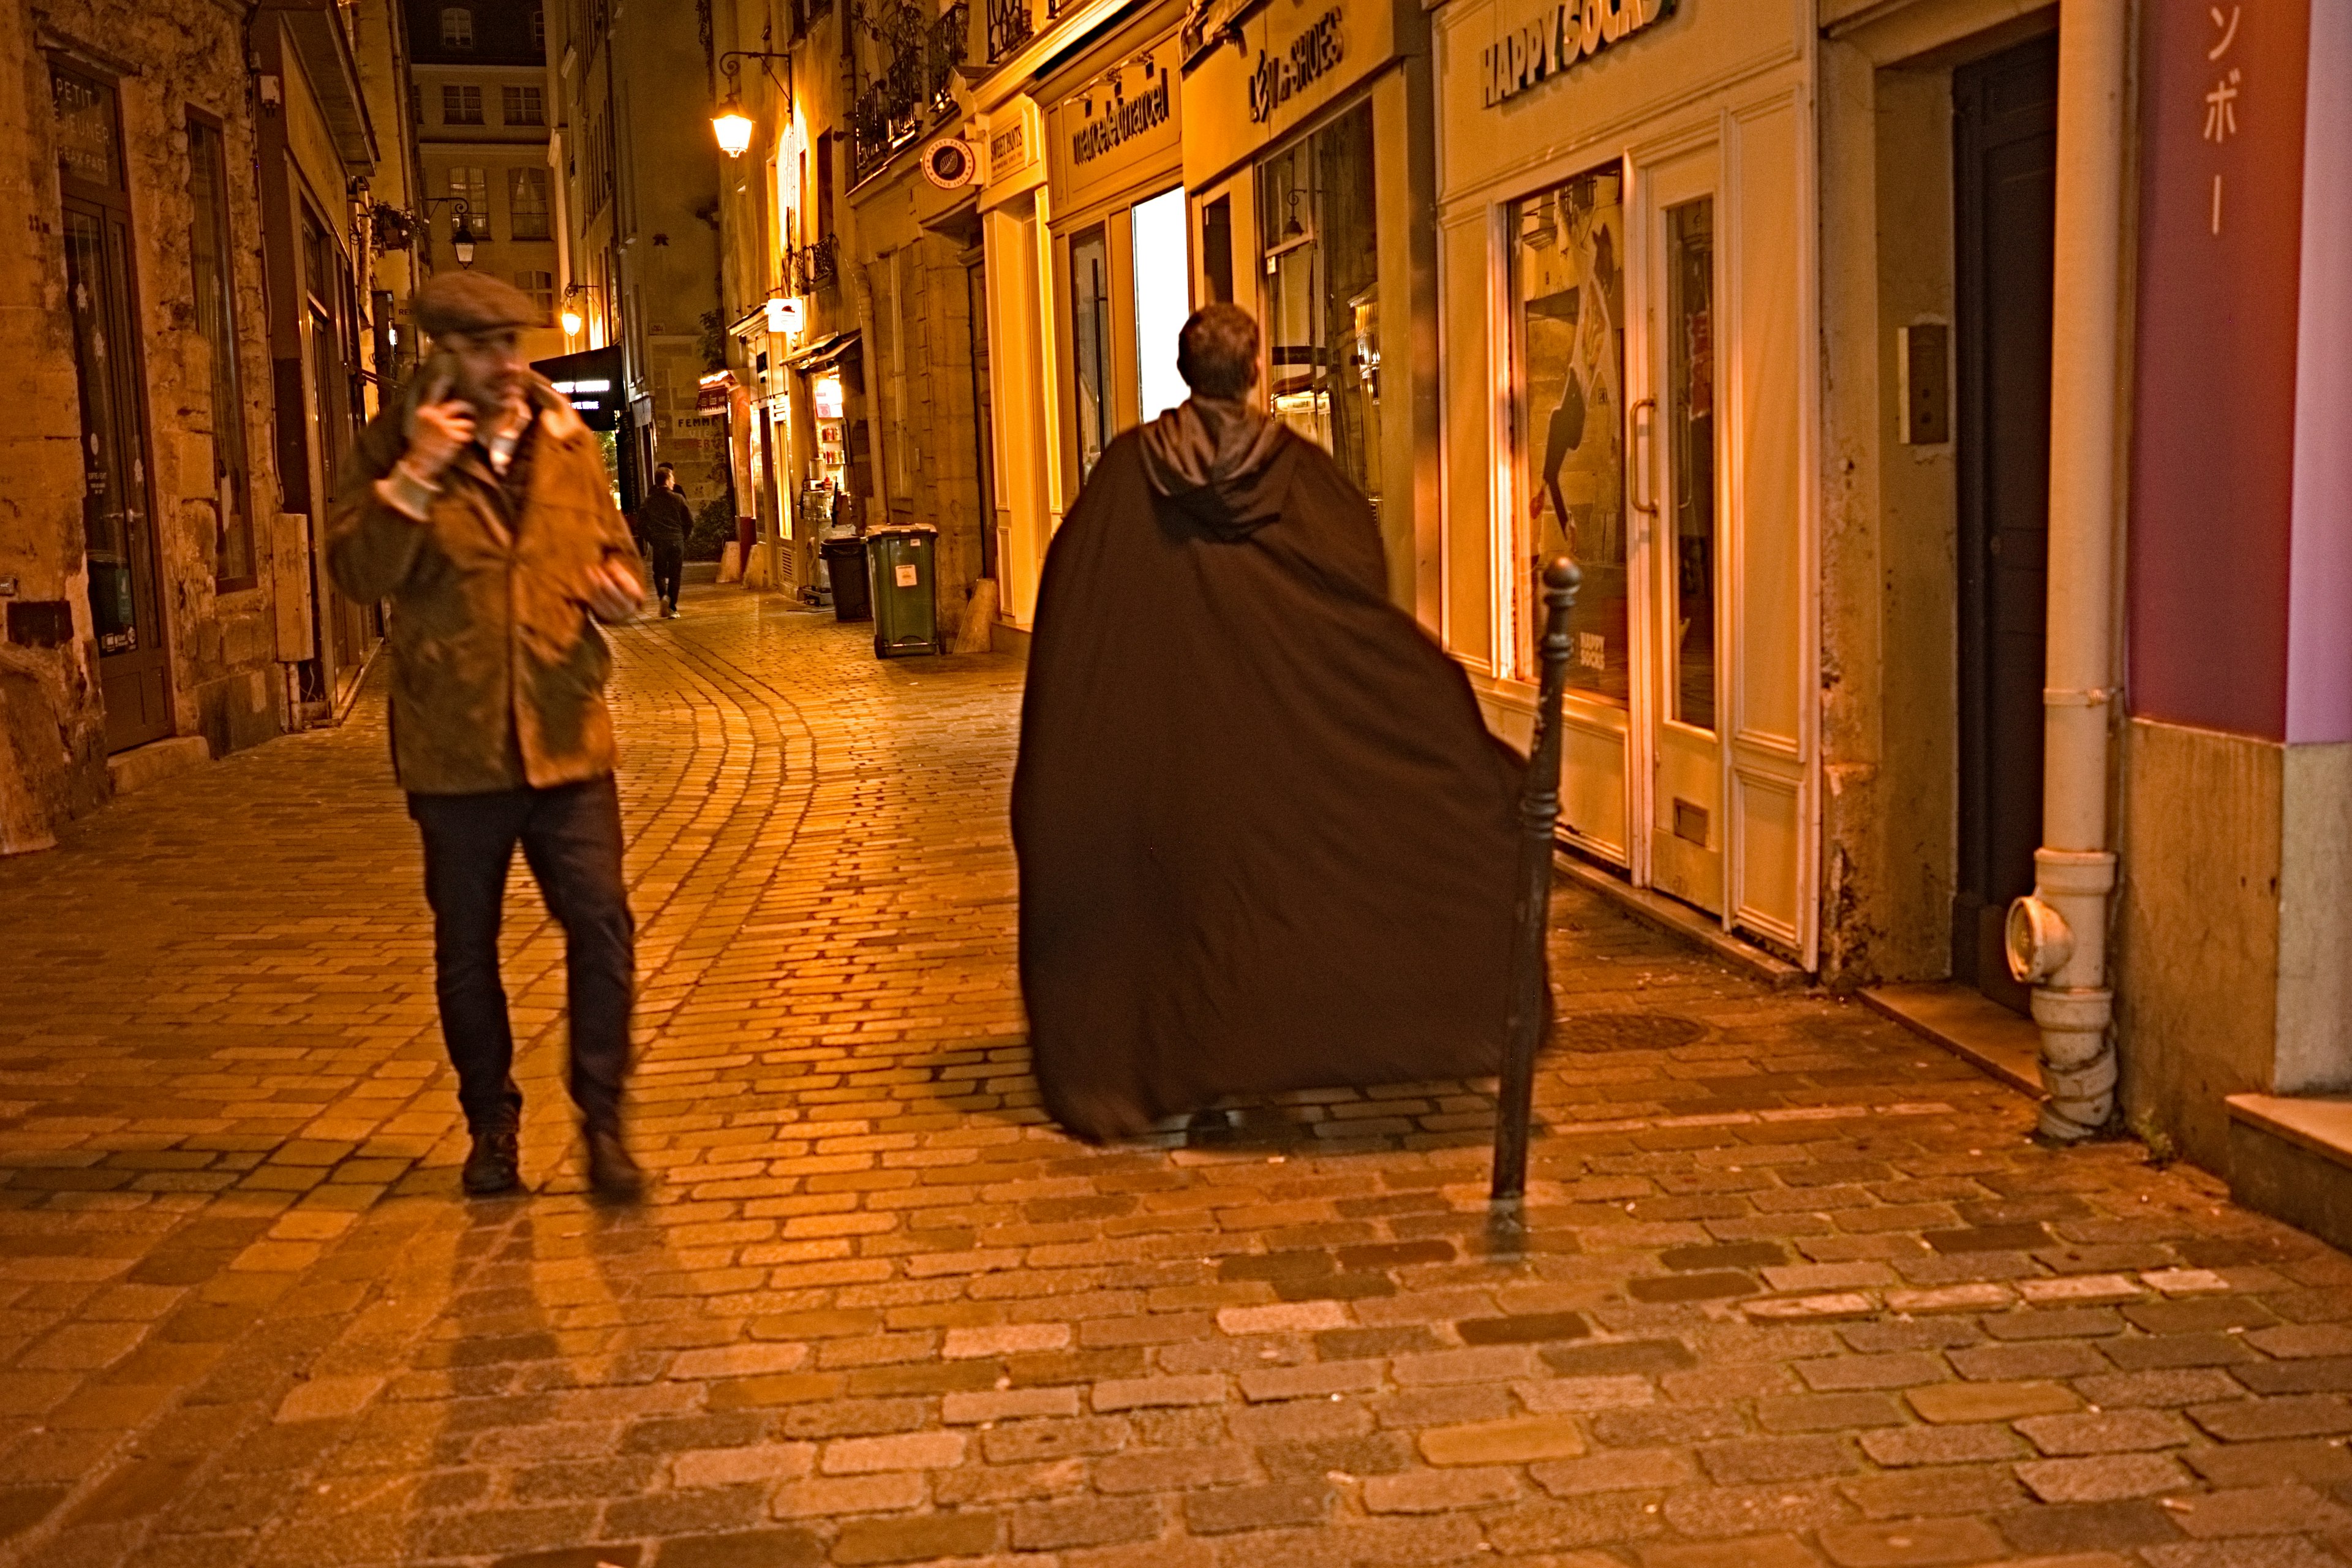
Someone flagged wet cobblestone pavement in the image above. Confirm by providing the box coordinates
[5,579,2351,1568]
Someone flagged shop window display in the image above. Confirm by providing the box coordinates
[1509,167,1626,698]
[1258,102,1381,520]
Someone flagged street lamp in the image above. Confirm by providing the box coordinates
[451,203,477,268]
[560,283,601,341]
[714,98,755,158]
[712,49,794,158]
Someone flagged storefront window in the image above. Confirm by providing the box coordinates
[1069,227,1112,483]
[1258,101,1380,517]
[1131,187,1189,423]
[1509,167,1626,697]
[1666,197,1716,731]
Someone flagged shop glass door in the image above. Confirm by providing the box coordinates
[55,67,169,751]
[1509,167,1629,861]
[1131,187,1189,423]
[1644,159,1724,914]
[1068,227,1112,484]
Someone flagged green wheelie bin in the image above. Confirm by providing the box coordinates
[865,524,940,658]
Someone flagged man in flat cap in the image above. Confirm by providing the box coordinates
[328,271,649,1202]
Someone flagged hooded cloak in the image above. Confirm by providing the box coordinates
[1012,398,1531,1143]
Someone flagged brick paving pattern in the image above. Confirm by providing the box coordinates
[6,576,2352,1567]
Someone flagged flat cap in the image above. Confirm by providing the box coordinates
[412,271,538,336]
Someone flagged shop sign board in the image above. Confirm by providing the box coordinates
[1183,0,1401,189]
[532,345,624,432]
[980,98,1047,211]
[989,115,1030,180]
[1050,35,1183,213]
[1482,0,1675,108]
[1248,7,1346,123]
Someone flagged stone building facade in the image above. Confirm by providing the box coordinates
[0,0,421,853]
[1,0,292,848]
[410,0,564,363]
[546,0,723,519]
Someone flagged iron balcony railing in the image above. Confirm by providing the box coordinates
[849,0,968,179]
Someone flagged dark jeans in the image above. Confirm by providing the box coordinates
[649,541,684,609]
[408,777,634,1133]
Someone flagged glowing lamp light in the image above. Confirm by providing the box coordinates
[561,304,584,337]
[714,99,755,158]
[812,373,845,420]
[765,295,803,334]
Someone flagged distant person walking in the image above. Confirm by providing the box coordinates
[638,464,693,618]
[1012,304,1531,1142]
[326,272,648,1202]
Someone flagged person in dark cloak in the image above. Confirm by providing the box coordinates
[1012,303,1531,1144]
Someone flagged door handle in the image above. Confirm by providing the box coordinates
[1630,396,1659,516]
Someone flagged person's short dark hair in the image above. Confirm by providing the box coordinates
[1175,304,1260,399]
[655,463,675,478]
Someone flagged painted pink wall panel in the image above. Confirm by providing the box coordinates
[2127,0,2309,741]
[2287,0,2352,744]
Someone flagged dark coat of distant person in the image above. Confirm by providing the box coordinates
[635,484,693,549]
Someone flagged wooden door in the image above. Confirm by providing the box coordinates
[1953,34,2059,1010]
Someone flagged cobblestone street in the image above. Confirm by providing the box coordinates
[7,579,2352,1568]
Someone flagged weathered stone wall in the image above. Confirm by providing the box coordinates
[0,0,288,848]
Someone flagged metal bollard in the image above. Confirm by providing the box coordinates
[1491,557,1580,1213]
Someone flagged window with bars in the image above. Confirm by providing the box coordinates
[502,85,543,126]
[441,7,473,47]
[508,167,550,239]
[442,84,483,124]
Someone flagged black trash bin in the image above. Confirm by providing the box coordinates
[820,533,872,622]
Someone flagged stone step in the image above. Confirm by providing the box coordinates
[2228,1093,2352,1253]
[1860,981,2048,1100]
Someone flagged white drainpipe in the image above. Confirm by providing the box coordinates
[2006,0,2130,1141]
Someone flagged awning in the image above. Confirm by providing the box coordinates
[786,330,862,371]
[260,0,378,170]
[697,371,736,413]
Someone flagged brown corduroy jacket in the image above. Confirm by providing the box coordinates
[326,375,643,796]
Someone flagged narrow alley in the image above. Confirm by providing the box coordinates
[3,581,2348,1568]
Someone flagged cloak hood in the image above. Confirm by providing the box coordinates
[1138,396,1292,538]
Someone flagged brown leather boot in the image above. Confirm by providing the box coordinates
[584,1125,644,1203]
[461,1125,521,1197]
